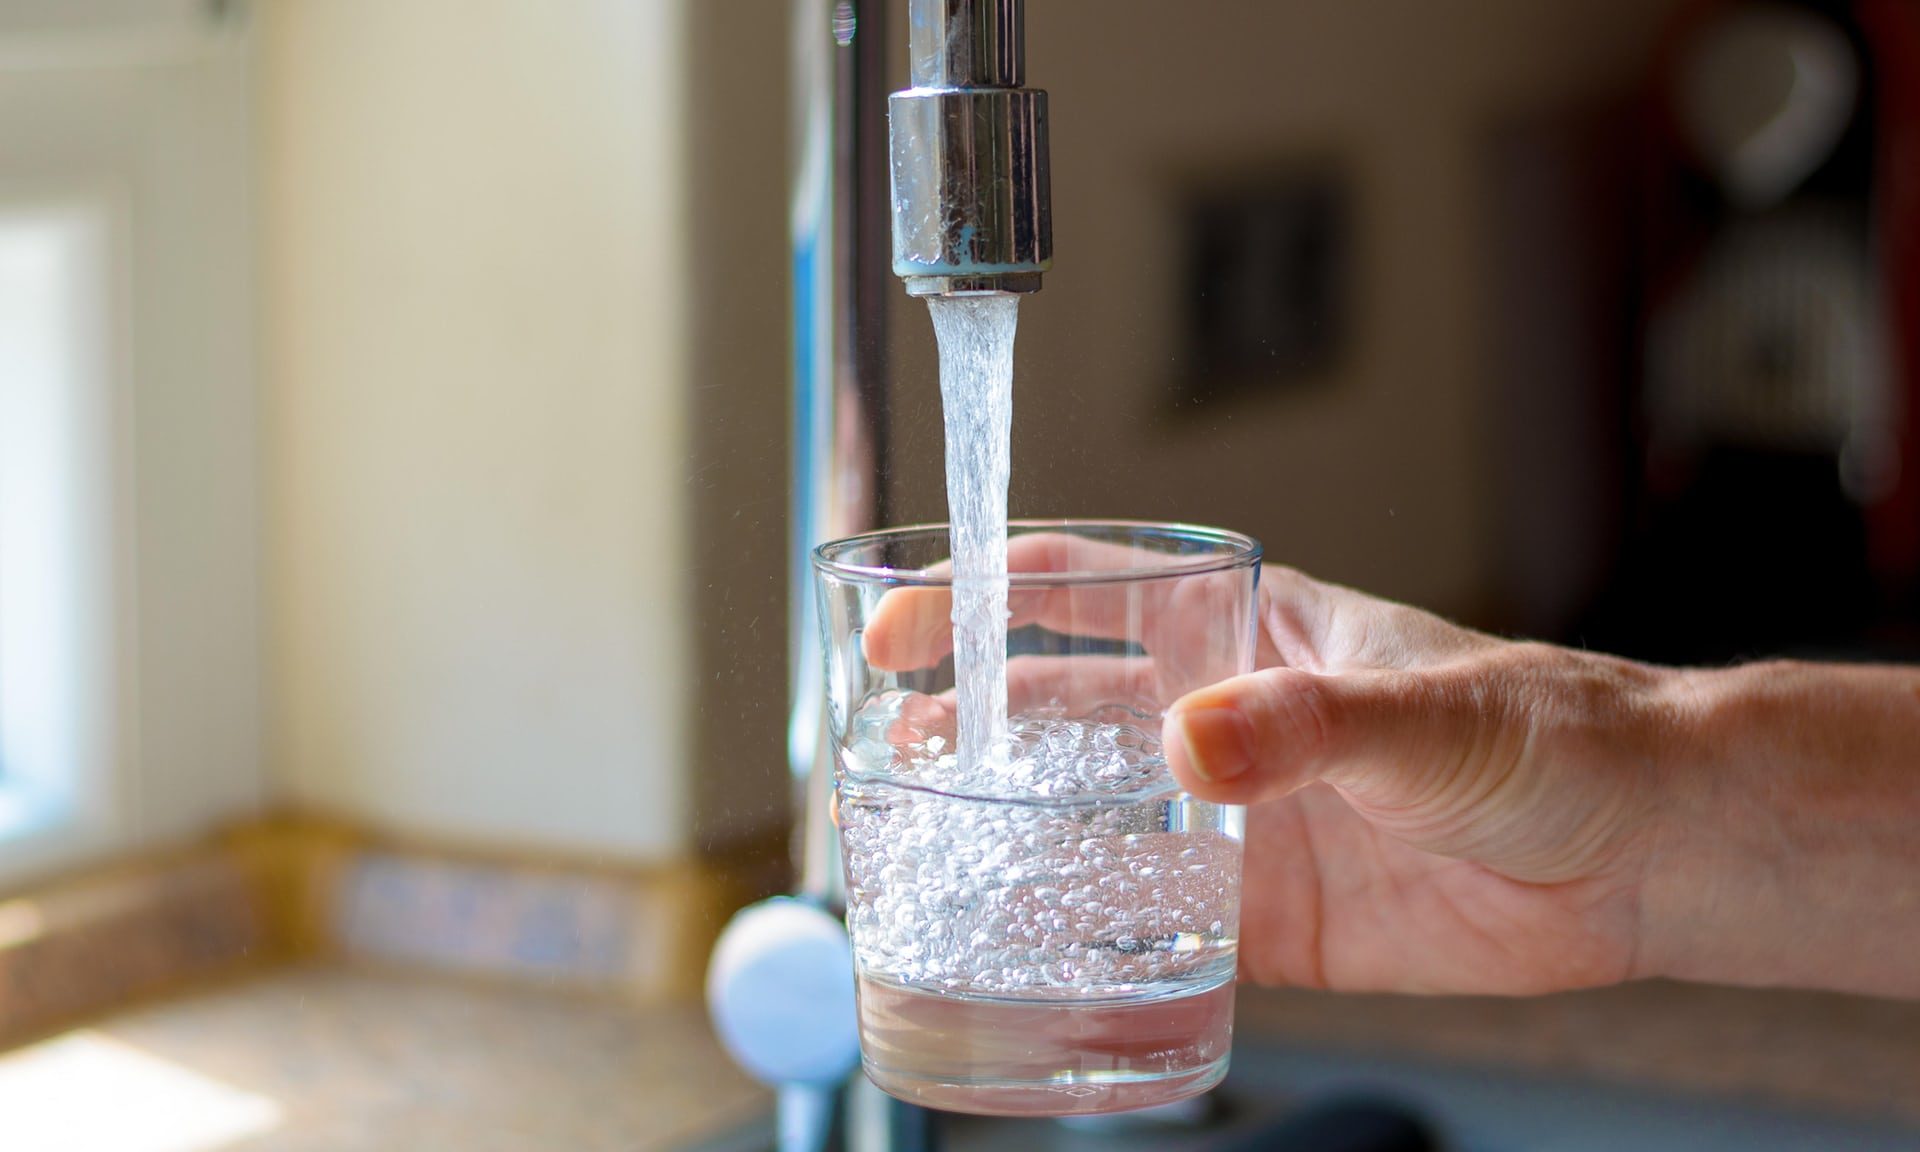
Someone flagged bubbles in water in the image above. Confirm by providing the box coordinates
[839,702,1242,997]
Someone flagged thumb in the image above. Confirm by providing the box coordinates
[1162,666,1492,808]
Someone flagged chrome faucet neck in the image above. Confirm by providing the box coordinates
[909,0,1025,89]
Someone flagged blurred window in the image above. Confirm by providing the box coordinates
[0,0,252,882]
[0,193,114,849]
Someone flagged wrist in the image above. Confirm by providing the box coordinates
[1634,661,1920,997]
[1631,662,1770,986]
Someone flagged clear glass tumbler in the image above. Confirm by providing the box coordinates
[814,521,1261,1117]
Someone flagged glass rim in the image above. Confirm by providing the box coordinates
[811,519,1264,588]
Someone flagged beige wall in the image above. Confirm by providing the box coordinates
[880,0,1677,619]
[263,0,694,860]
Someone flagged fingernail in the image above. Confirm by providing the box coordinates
[1174,707,1255,783]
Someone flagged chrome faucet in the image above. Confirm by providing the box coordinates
[708,3,1052,1150]
[890,0,1052,297]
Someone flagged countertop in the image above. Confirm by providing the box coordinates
[0,965,768,1152]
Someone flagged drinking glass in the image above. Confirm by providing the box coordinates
[814,521,1261,1116]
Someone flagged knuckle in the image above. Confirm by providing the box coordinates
[1256,669,1339,764]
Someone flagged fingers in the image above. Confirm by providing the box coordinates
[863,586,953,671]
[1000,531,1166,576]
[865,547,1479,679]
[864,533,1187,672]
[1162,665,1483,808]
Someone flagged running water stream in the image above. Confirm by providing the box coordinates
[927,295,1020,771]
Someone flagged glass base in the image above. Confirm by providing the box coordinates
[865,1051,1229,1118]
[855,974,1236,1118]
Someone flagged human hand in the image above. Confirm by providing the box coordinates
[866,541,1920,1000]
[865,536,1675,994]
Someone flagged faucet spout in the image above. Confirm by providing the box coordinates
[890,0,1052,297]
